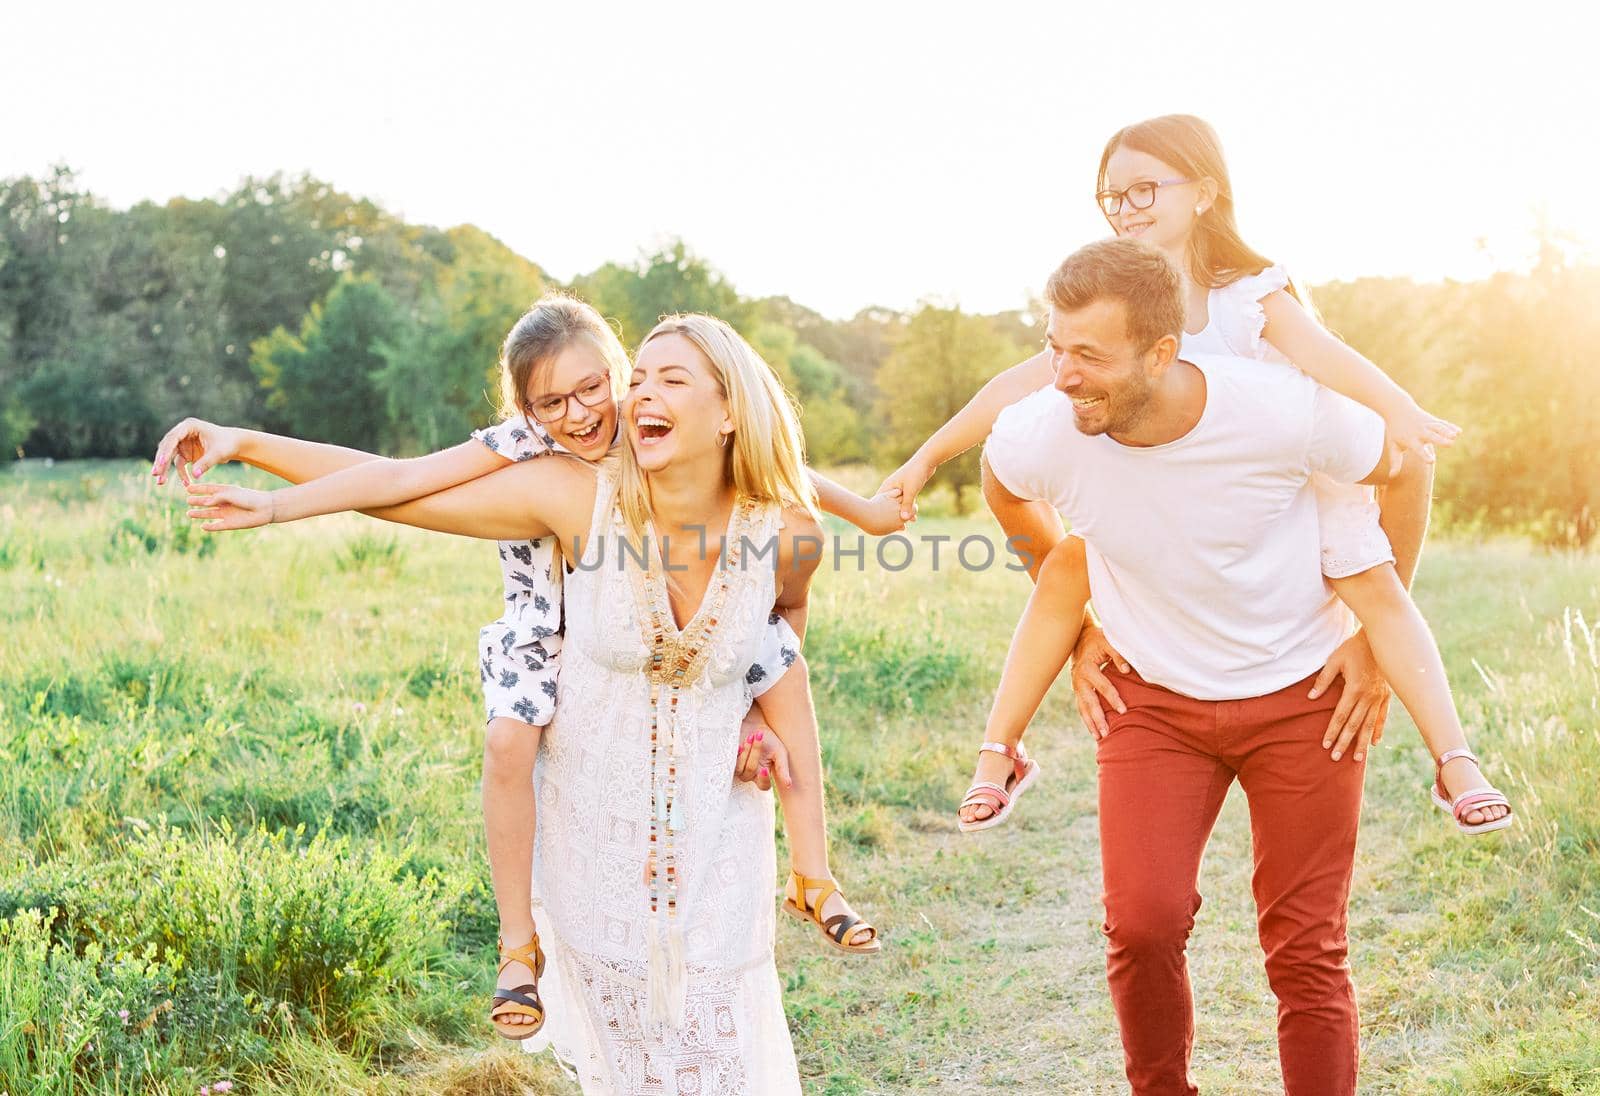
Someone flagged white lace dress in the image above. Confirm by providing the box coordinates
[524,470,801,1095]
[1181,264,1395,579]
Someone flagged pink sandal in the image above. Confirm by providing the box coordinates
[1429,748,1513,835]
[958,742,1040,833]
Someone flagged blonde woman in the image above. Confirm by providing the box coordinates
[184,314,838,1092]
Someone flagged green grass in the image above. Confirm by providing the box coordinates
[2,460,1598,1093]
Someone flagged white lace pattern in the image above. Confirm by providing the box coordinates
[525,470,801,1095]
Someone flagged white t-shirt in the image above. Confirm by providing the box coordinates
[984,353,1386,701]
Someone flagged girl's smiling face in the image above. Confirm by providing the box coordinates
[1101,144,1211,254]
[524,341,618,461]
[625,332,732,473]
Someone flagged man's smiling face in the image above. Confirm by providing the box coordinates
[1046,298,1159,438]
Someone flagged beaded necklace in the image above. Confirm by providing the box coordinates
[624,497,757,1029]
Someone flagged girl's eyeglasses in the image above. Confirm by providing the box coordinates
[1096,177,1191,216]
[527,376,612,423]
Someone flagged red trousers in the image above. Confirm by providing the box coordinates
[1097,668,1363,1095]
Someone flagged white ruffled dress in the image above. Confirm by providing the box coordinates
[1181,264,1395,578]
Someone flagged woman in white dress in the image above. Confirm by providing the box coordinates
[189,312,820,1094]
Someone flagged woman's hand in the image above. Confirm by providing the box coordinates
[1384,400,1460,464]
[877,458,931,524]
[1309,632,1391,762]
[733,711,792,792]
[185,482,276,531]
[152,418,245,486]
[1070,625,1130,739]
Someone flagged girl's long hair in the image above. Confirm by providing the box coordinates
[1098,114,1315,310]
[614,313,819,539]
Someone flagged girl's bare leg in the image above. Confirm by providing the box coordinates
[751,658,873,944]
[961,536,1093,824]
[1330,565,1507,825]
[483,716,543,1024]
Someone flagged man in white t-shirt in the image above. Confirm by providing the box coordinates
[981,237,1397,1096]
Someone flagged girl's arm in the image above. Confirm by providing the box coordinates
[153,418,385,487]
[1260,292,1460,458]
[187,456,596,543]
[879,350,1056,520]
[251,440,510,525]
[808,470,905,536]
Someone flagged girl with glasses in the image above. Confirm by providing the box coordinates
[881,114,1511,840]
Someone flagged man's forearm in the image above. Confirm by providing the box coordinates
[1376,451,1433,588]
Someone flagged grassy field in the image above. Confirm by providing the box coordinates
[2,460,1598,1094]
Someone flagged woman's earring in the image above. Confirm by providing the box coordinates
[716,432,729,448]
[1194,205,1204,215]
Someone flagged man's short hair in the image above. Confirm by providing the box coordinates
[1045,237,1185,350]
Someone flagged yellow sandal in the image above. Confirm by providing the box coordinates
[782,871,882,956]
[490,933,547,1040]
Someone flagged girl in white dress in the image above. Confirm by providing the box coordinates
[177,312,849,1093]
[882,114,1512,838]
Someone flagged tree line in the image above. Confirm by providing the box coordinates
[1,167,1594,540]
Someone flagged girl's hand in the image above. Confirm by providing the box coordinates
[185,482,276,531]
[855,488,908,536]
[153,418,244,486]
[1070,625,1130,739]
[733,713,793,792]
[877,458,931,523]
[1385,401,1460,463]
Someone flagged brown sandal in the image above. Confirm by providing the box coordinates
[490,933,547,1040]
[782,871,882,956]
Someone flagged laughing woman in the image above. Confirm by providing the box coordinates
[186,313,820,1094]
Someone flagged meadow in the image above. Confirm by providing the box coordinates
[2,460,1598,1094]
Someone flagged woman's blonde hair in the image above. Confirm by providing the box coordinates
[496,291,630,424]
[614,313,819,537]
[1098,114,1316,313]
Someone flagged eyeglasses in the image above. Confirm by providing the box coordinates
[527,375,612,423]
[1095,177,1191,216]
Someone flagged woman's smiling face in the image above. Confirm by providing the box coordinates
[625,332,731,473]
[523,341,618,461]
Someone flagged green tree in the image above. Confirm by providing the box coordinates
[576,240,752,347]
[250,275,400,449]
[750,323,868,466]
[876,304,1025,512]
[373,226,546,452]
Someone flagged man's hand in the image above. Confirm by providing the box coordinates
[153,418,244,486]
[1309,632,1391,763]
[733,712,792,792]
[1070,625,1130,740]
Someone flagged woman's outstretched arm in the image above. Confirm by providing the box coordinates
[187,456,597,543]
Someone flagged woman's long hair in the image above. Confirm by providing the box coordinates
[1098,114,1315,311]
[614,313,819,538]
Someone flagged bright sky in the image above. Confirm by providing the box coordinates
[4,0,1592,319]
